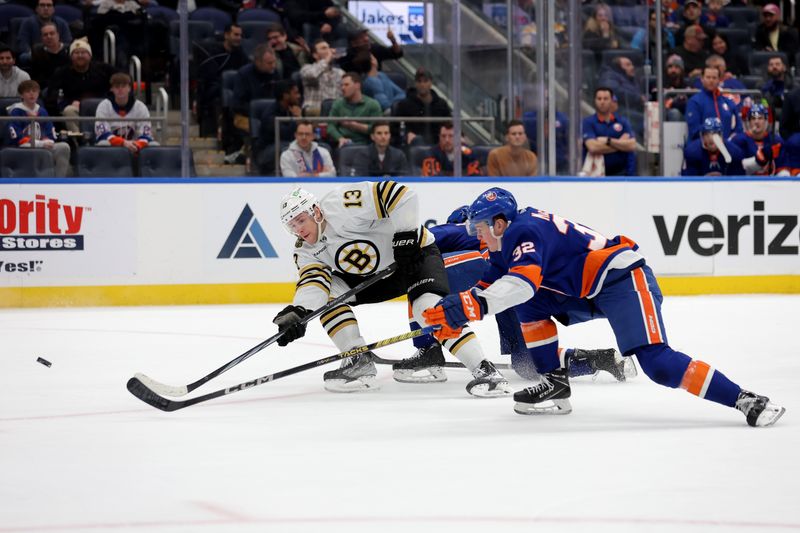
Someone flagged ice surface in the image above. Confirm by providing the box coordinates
[1,295,799,532]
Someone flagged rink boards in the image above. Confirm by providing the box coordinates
[1,176,799,307]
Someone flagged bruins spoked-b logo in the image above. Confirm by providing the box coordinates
[335,240,379,274]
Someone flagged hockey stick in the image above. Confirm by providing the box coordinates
[372,354,512,370]
[133,263,398,397]
[127,326,436,412]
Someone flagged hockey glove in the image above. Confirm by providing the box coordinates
[756,143,774,166]
[423,288,488,337]
[272,305,313,346]
[392,230,424,276]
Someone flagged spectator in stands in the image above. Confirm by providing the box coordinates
[7,80,71,177]
[682,117,745,175]
[582,87,637,176]
[762,55,793,122]
[266,23,311,79]
[421,122,482,177]
[90,0,147,68]
[598,55,646,112]
[672,24,709,79]
[710,32,746,77]
[700,0,729,30]
[327,71,382,148]
[632,9,676,64]
[487,120,538,176]
[671,0,704,44]
[300,38,344,116]
[392,67,451,146]
[255,79,302,174]
[16,0,72,61]
[231,44,280,140]
[355,51,405,112]
[285,0,343,44]
[28,22,69,96]
[279,119,336,177]
[195,23,247,138]
[653,54,690,121]
[0,46,31,98]
[779,85,800,139]
[583,3,620,52]
[95,72,155,154]
[339,28,403,74]
[754,4,799,67]
[692,54,746,107]
[731,104,783,176]
[686,65,742,140]
[352,121,409,177]
[47,39,116,133]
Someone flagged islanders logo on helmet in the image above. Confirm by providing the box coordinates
[748,104,769,120]
[485,191,498,201]
[702,117,723,133]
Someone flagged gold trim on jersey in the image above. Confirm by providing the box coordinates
[320,304,353,328]
[372,182,388,219]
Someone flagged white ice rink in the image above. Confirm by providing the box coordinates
[1,295,799,533]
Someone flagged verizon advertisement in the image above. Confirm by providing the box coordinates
[0,180,797,297]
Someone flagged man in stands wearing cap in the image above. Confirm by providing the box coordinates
[686,65,742,140]
[671,0,705,44]
[46,38,116,133]
[653,54,689,121]
[339,27,403,75]
[730,104,784,175]
[682,117,744,175]
[671,24,709,79]
[392,67,452,146]
[755,4,799,67]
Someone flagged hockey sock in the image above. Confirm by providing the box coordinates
[321,304,365,351]
[679,360,741,408]
[440,327,484,370]
[408,302,436,350]
[519,319,561,373]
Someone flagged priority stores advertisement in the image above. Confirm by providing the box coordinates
[1,180,798,304]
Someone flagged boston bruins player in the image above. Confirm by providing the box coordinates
[273,183,512,396]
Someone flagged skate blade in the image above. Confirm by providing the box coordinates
[392,367,447,384]
[513,398,572,415]
[622,357,638,379]
[755,405,786,427]
[468,381,513,398]
[324,376,381,393]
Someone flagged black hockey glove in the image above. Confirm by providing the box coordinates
[272,305,313,347]
[392,230,423,276]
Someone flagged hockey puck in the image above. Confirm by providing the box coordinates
[36,357,52,368]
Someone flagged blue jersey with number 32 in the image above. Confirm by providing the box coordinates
[480,207,645,299]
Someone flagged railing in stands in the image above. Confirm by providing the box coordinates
[103,29,116,67]
[154,87,169,144]
[130,55,142,100]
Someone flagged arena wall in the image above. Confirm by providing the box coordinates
[1,177,798,308]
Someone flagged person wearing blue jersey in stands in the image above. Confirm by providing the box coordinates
[682,117,745,176]
[582,87,637,176]
[730,104,784,176]
[421,187,785,427]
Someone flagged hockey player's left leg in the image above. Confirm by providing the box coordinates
[570,348,638,382]
[393,304,447,383]
[319,300,380,393]
[513,367,572,415]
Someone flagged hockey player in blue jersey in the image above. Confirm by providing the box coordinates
[393,206,637,385]
[422,187,785,427]
[730,104,784,176]
[681,117,745,176]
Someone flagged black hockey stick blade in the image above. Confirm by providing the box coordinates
[133,263,398,398]
[127,326,436,412]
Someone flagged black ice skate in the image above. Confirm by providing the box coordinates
[392,343,447,383]
[466,360,512,398]
[735,390,785,427]
[574,348,638,382]
[323,352,379,393]
[513,367,572,415]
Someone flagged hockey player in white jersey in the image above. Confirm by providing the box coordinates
[273,182,512,396]
[94,72,155,152]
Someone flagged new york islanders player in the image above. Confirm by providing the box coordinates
[395,206,636,385]
[273,183,512,397]
[422,187,785,427]
[682,117,745,176]
[730,104,784,175]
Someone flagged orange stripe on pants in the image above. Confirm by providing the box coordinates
[680,360,712,397]
[631,268,664,344]
[521,319,558,347]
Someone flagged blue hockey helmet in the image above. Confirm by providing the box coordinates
[702,117,723,134]
[446,205,470,224]
[467,188,518,235]
[748,103,769,120]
